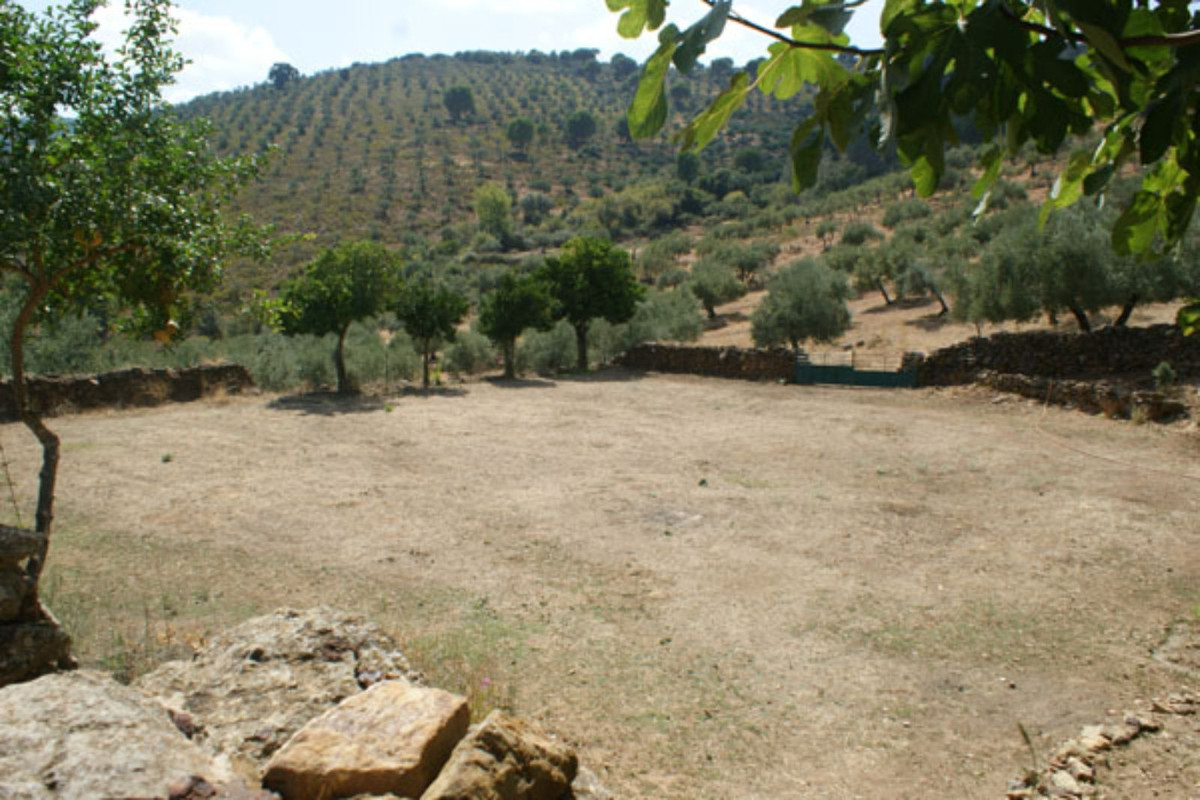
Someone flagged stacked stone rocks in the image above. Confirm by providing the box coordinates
[0,525,71,686]
[0,363,255,421]
[911,324,1200,387]
[617,343,795,382]
[0,608,611,799]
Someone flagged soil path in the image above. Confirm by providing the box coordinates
[6,375,1198,798]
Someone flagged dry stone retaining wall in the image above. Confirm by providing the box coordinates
[617,343,795,382]
[911,324,1200,387]
[0,364,255,422]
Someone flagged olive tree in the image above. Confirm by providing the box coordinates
[752,259,851,351]
[609,0,1200,330]
[0,0,265,620]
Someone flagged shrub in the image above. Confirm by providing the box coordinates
[882,198,932,228]
[841,221,883,246]
[443,329,497,376]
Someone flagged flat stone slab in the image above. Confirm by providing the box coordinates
[263,681,469,799]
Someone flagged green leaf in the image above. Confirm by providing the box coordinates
[673,0,730,74]
[971,144,1002,201]
[881,0,919,34]
[1076,21,1131,72]
[1140,92,1181,166]
[1112,190,1164,255]
[789,119,823,191]
[777,1,853,36]
[758,38,848,101]
[627,31,677,139]
[1178,300,1200,336]
[607,0,669,38]
[679,71,750,151]
[1039,150,1090,228]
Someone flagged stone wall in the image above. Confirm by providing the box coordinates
[0,526,72,686]
[977,370,1188,421]
[911,324,1200,387]
[617,343,795,382]
[0,364,255,422]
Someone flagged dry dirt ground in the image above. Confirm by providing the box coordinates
[3,370,1198,798]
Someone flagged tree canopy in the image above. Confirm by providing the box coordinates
[539,237,644,370]
[0,0,265,617]
[443,85,476,122]
[752,258,852,350]
[394,280,469,388]
[607,0,1200,329]
[478,271,554,379]
[268,62,300,90]
[273,241,403,394]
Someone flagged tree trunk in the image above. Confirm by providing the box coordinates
[705,302,717,319]
[931,285,949,316]
[9,296,59,603]
[1114,296,1139,327]
[1069,304,1092,333]
[422,340,432,389]
[876,280,893,306]
[334,326,350,394]
[574,323,589,372]
[502,339,515,380]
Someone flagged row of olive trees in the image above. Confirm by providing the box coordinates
[269,236,645,391]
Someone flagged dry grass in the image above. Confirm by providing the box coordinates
[2,373,1198,798]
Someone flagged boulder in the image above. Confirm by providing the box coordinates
[568,766,616,800]
[0,611,72,687]
[0,670,232,799]
[421,710,578,800]
[262,681,470,800]
[136,607,422,777]
[0,563,30,622]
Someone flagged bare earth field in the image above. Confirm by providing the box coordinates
[3,374,1199,798]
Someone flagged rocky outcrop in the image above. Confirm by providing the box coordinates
[0,670,238,799]
[135,607,424,778]
[263,681,470,799]
[0,363,255,422]
[0,526,71,687]
[422,710,578,800]
[617,343,796,382]
[1,608,608,800]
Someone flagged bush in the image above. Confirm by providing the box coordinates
[443,329,497,376]
[882,198,932,228]
[841,221,883,246]
[516,320,576,375]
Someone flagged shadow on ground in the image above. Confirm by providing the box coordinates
[556,367,647,384]
[485,377,557,390]
[267,392,389,416]
[861,296,937,315]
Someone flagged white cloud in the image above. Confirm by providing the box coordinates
[169,9,290,101]
[85,4,290,102]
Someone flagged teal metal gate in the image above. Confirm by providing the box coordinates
[793,355,916,388]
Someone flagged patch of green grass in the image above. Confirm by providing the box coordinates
[400,596,538,722]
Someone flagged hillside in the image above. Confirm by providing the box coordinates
[177,50,835,299]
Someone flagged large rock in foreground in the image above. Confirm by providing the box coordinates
[422,710,578,800]
[263,680,470,799]
[136,607,423,778]
[0,670,229,799]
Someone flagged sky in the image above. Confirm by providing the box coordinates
[16,0,886,104]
